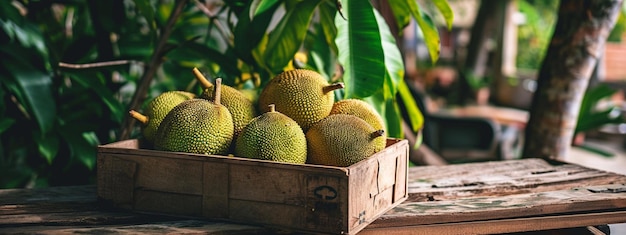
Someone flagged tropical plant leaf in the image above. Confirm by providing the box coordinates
[388,1,412,32]
[34,131,60,164]
[234,1,280,65]
[576,108,622,133]
[576,84,621,133]
[252,0,281,16]
[335,0,385,98]
[2,52,56,134]
[432,0,454,30]
[384,98,403,138]
[263,0,322,74]
[390,0,440,63]
[59,128,97,170]
[64,71,124,124]
[0,2,22,22]
[132,0,155,31]
[318,1,338,54]
[168,42,241,79]
[397,79,424,131]
[308,36,333,79]
[80,131,100,170]
[0,118,15,134]
[0,20,49,59]
[375,9,403,100]
[307,18,335,80]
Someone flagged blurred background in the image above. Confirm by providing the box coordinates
[1,0,625,189]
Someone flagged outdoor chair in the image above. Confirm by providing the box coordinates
[402,81,501,164]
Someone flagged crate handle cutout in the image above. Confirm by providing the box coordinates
[314,186,338,200]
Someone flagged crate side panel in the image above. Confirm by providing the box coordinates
[305,174,348,233]
[203,162,230,218]
[378,154,399,194]
[97,154,137,208]
[229,164,305,205]
[134,189,203,216]
[347,159,381,231]
[346,140,409,234]
[133,156,204,195]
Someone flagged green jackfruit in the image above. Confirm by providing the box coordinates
[129,91,195,144]
[234,104,307,164]
[193,68,257,140]
[154,79,234,155]
[258,69,344,132]
[330,99,386,136]
[306,114,386,167]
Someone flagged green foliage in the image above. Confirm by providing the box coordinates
[0,0,451,188]
[516,0,558,70]
[607,8,626,42]
[576,84,623,133]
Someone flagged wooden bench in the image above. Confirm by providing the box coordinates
[2,158,625,234]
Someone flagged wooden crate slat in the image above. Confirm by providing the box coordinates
[202,162,229,218]
[133,189,203,216]
[133,155,205,195]
[228,164,306,203]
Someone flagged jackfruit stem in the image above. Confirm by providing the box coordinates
[370,130,385,139]
[268,104,276,113]
[129,110,149,124]
[214,78,222,106]
[323,82,345,94]
[192,67,214,89]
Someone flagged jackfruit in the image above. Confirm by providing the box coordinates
[193,68,257,139]
[154,79,234,155]
[129,91,195,144]
[306,114,386,167]
[258,69,344,132]
[330,99,386,136]
[234,104,307,164]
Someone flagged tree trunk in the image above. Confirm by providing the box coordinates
[522,0,622,160]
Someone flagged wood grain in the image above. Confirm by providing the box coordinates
[406,158,626,201]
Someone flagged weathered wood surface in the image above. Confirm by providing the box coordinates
[365,185,626,234]
[406,158,626,202]
[0,185,271,234]
[363,158,626,234]
[1,158,625,234]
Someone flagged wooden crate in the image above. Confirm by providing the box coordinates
[97,138,409,235]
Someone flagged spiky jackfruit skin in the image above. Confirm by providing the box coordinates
[142,91,195,144]
[258,69,334,132]
[306,114,386,167]
[330,99,386,136]
[234,110,307,164]
[201,85,258,138]
[154,99,234,155]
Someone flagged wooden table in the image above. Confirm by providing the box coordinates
[2,158,626,234]
[438,105,529,128]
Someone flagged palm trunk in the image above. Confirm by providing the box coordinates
[522,0,622,160]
